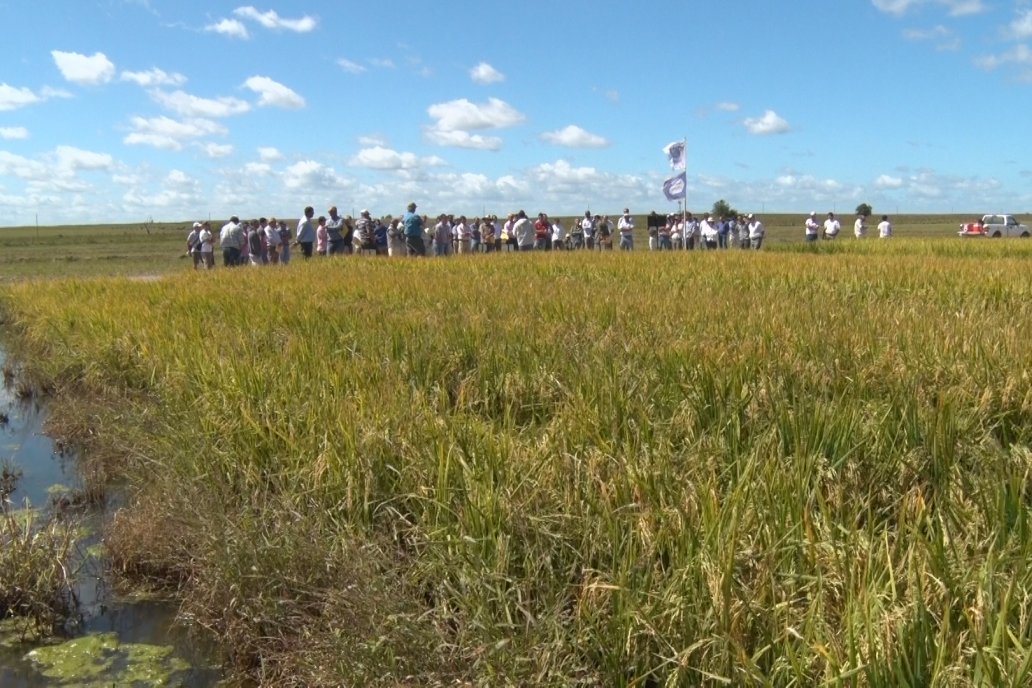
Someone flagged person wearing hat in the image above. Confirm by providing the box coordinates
[403,202,425,256]
[699,215,719,250]
[618,209,635,251]
[747,214,765,250]
[355,209,377,254]
[804,212,820,242]
[186,222,203,269]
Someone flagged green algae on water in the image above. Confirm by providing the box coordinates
[24,631,191,687]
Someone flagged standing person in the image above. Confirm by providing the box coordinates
[295,206,316,259]
[657,217,672,250]
[878,215,893,239]
[454,216,471,254]
[433,214,452,256]
[700,215,719,250]
[374,218,388,255]
[403,201,426,256]
[264,217,280,264]
[481,216,496,253]
[550,217,565,250]
[717,215,731,249]
[248,221,265,265]
[684,213,698,250]
[326,206,348,256]
[512,210,535,251]
[219,216,244,267]
[737,215,750,249]
[581,211,596,250]
[747,213,765,250]
[854,212,868,239]
[238,220,252,265]
[386,218,405,256]
[534,213,551,250]
[618,209,635,251]
[671,215,683,250]
[198,221,215,269]
[823,212,841,240]
[186,222,203,269]
[277,220,292,264]
[469,218,482,254]
[354,210,377,254]
[569,214,584,250]
[315,216,328,256]
[597,215,613,250]
[804,212,820,242]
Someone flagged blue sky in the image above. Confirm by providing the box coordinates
[2,0,1032,226]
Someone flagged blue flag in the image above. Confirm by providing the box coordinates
[662,171,686,201]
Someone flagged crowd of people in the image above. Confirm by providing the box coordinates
[184,203,893,269]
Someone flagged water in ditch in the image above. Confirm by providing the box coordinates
[0,346,223,687]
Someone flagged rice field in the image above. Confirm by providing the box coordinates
[2,239,1032,685]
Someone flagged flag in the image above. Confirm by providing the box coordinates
[662,171,687,201]
[663,141,686,171]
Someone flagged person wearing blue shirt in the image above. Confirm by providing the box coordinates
[403,201,425,256]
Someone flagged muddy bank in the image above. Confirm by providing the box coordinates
[0,346,221,687]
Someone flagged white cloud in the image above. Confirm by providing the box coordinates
[427,97,525,132]
[743,110,791,135]
[424,129,503,151]
[871,0,986,16]
[368,58,396,69]
[202,143,234,158]
[243,76,305,109]
[121,68,187,87]
[874,174,905,188]
[470,62,504,84]
[0,84,42,111]
[337,58,366,74]
[283,160,348,191]
[233,6,317,32]
[975,44,1032,70]
[540,125,609,148]
[151,89,251,117]
[357,135,386,147]
[0,126,29,140]
[123,169,204,209]
[258,146,283,161]
[716,101,740,112]
[1007,10,1032,40]
[902,24,960,50]
[244,162,272,175]
[0,151,48,180]
[51,50,116,85]
[124,116,226,150]
[349,145,446,170]
[206,18,249,39]
[55,145,113,172]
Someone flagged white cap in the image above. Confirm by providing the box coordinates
[747,213,755,219]
[810,211,816,216]
[193,222,202,228]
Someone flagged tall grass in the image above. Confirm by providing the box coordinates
[2,241,1032,684]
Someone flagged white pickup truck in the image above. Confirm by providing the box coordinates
[958,214,1030,238]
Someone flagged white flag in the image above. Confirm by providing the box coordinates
[662,171,687,201]
[663,141,686,171]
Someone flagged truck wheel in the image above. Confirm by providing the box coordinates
[992,231,1002,238]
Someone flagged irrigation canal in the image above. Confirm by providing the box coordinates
[0,345,221,687]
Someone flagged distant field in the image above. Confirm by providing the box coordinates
[0,213,1024,280]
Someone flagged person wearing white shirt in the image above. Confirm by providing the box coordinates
[551,219,565,250]
[699,216,719,250]
[433,216,452,256]
[617,209,635,251]
[684,213,698,250]
[804,212,820,242]
[512,210,536,251]
[747,214,765,250]
[198,221,214,269]
[580,211,595,250]
[455,216,471,254]
[219,216,244,267]
[878,215,893,239]
[854,213,868,239]
[671,217,683,250]
[823,212,841,240]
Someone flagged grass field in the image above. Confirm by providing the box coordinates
[2,229,1032,685]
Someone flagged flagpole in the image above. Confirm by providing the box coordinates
[681,136,687,251]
